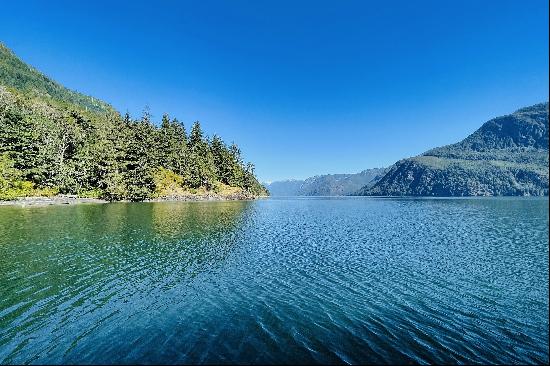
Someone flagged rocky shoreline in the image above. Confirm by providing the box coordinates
[0,195,107,207]
[0,193,267,206]
[146,192,263,202]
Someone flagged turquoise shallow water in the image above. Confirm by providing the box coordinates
[0,197,548,364]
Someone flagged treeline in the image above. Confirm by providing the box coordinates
[0,85,267,200]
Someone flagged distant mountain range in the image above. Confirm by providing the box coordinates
[268,103,548,197]
[265,168,387,196]
[358,103,549,196]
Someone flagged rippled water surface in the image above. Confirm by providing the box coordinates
[0,197,548,364]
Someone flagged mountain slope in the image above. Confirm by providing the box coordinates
[267,168,387,196]
[0,43,112,114]
[0,43,267,200]
[359,103,549,196]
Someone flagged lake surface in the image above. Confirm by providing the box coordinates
[0,197,548,364]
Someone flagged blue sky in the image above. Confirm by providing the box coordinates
[1,0,548,182]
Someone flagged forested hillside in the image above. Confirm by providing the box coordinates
[266,168,387,196]
[0,44,267,201]
[358,103,549,196]
[0,44,112,113]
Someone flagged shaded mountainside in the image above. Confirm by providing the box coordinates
[267,168,387,196]
[0,43,267,201]
[359,103,549,196]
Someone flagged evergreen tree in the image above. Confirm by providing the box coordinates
[122,112,157,200]
[0,88,39,178]
[211,135,229,184]
[188,121,217,189]
[228,143,245,186]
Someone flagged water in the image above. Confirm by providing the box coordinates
[0,197,548,364]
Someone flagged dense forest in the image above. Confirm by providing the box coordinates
[358,103,549,196]
[0,44,267,201]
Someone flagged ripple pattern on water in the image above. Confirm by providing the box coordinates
[0,198,548,364]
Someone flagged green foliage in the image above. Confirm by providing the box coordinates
[0,45,268,201]
[153,167,185,197]
[0,43,112,113]
[0,153,54,199]
[187,122,217,189]
[78,188,104,199]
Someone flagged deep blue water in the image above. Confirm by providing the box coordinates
[0,197,548,364]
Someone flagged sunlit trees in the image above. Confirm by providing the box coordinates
[0,43,268,201]
[0,87,268,200]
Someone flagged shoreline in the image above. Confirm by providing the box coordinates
[0,195,108,207]
[145,192,266,202]
[0,193,268,207]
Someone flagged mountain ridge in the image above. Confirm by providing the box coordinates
[0,43,113,114]
[266,168,388,196]
[357,102,549,196]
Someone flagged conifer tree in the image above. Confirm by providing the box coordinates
[188,121,217,189]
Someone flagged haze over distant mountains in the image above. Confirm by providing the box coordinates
[268,103,548,197]
[358,102,549,196]
[265,168,387,196]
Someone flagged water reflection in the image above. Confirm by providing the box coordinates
[0,201,251,364]
[150,201,252,237]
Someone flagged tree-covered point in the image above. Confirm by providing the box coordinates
[0,44,268,201]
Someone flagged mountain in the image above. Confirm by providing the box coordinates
[265,179,305,196]
[358,103,549,196]
[0,43,112,113]
[0,43,267,201]
[266,168,387,196]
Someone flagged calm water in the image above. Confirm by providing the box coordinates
[0,197,548,364]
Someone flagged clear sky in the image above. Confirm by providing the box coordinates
[1,0,548,182]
